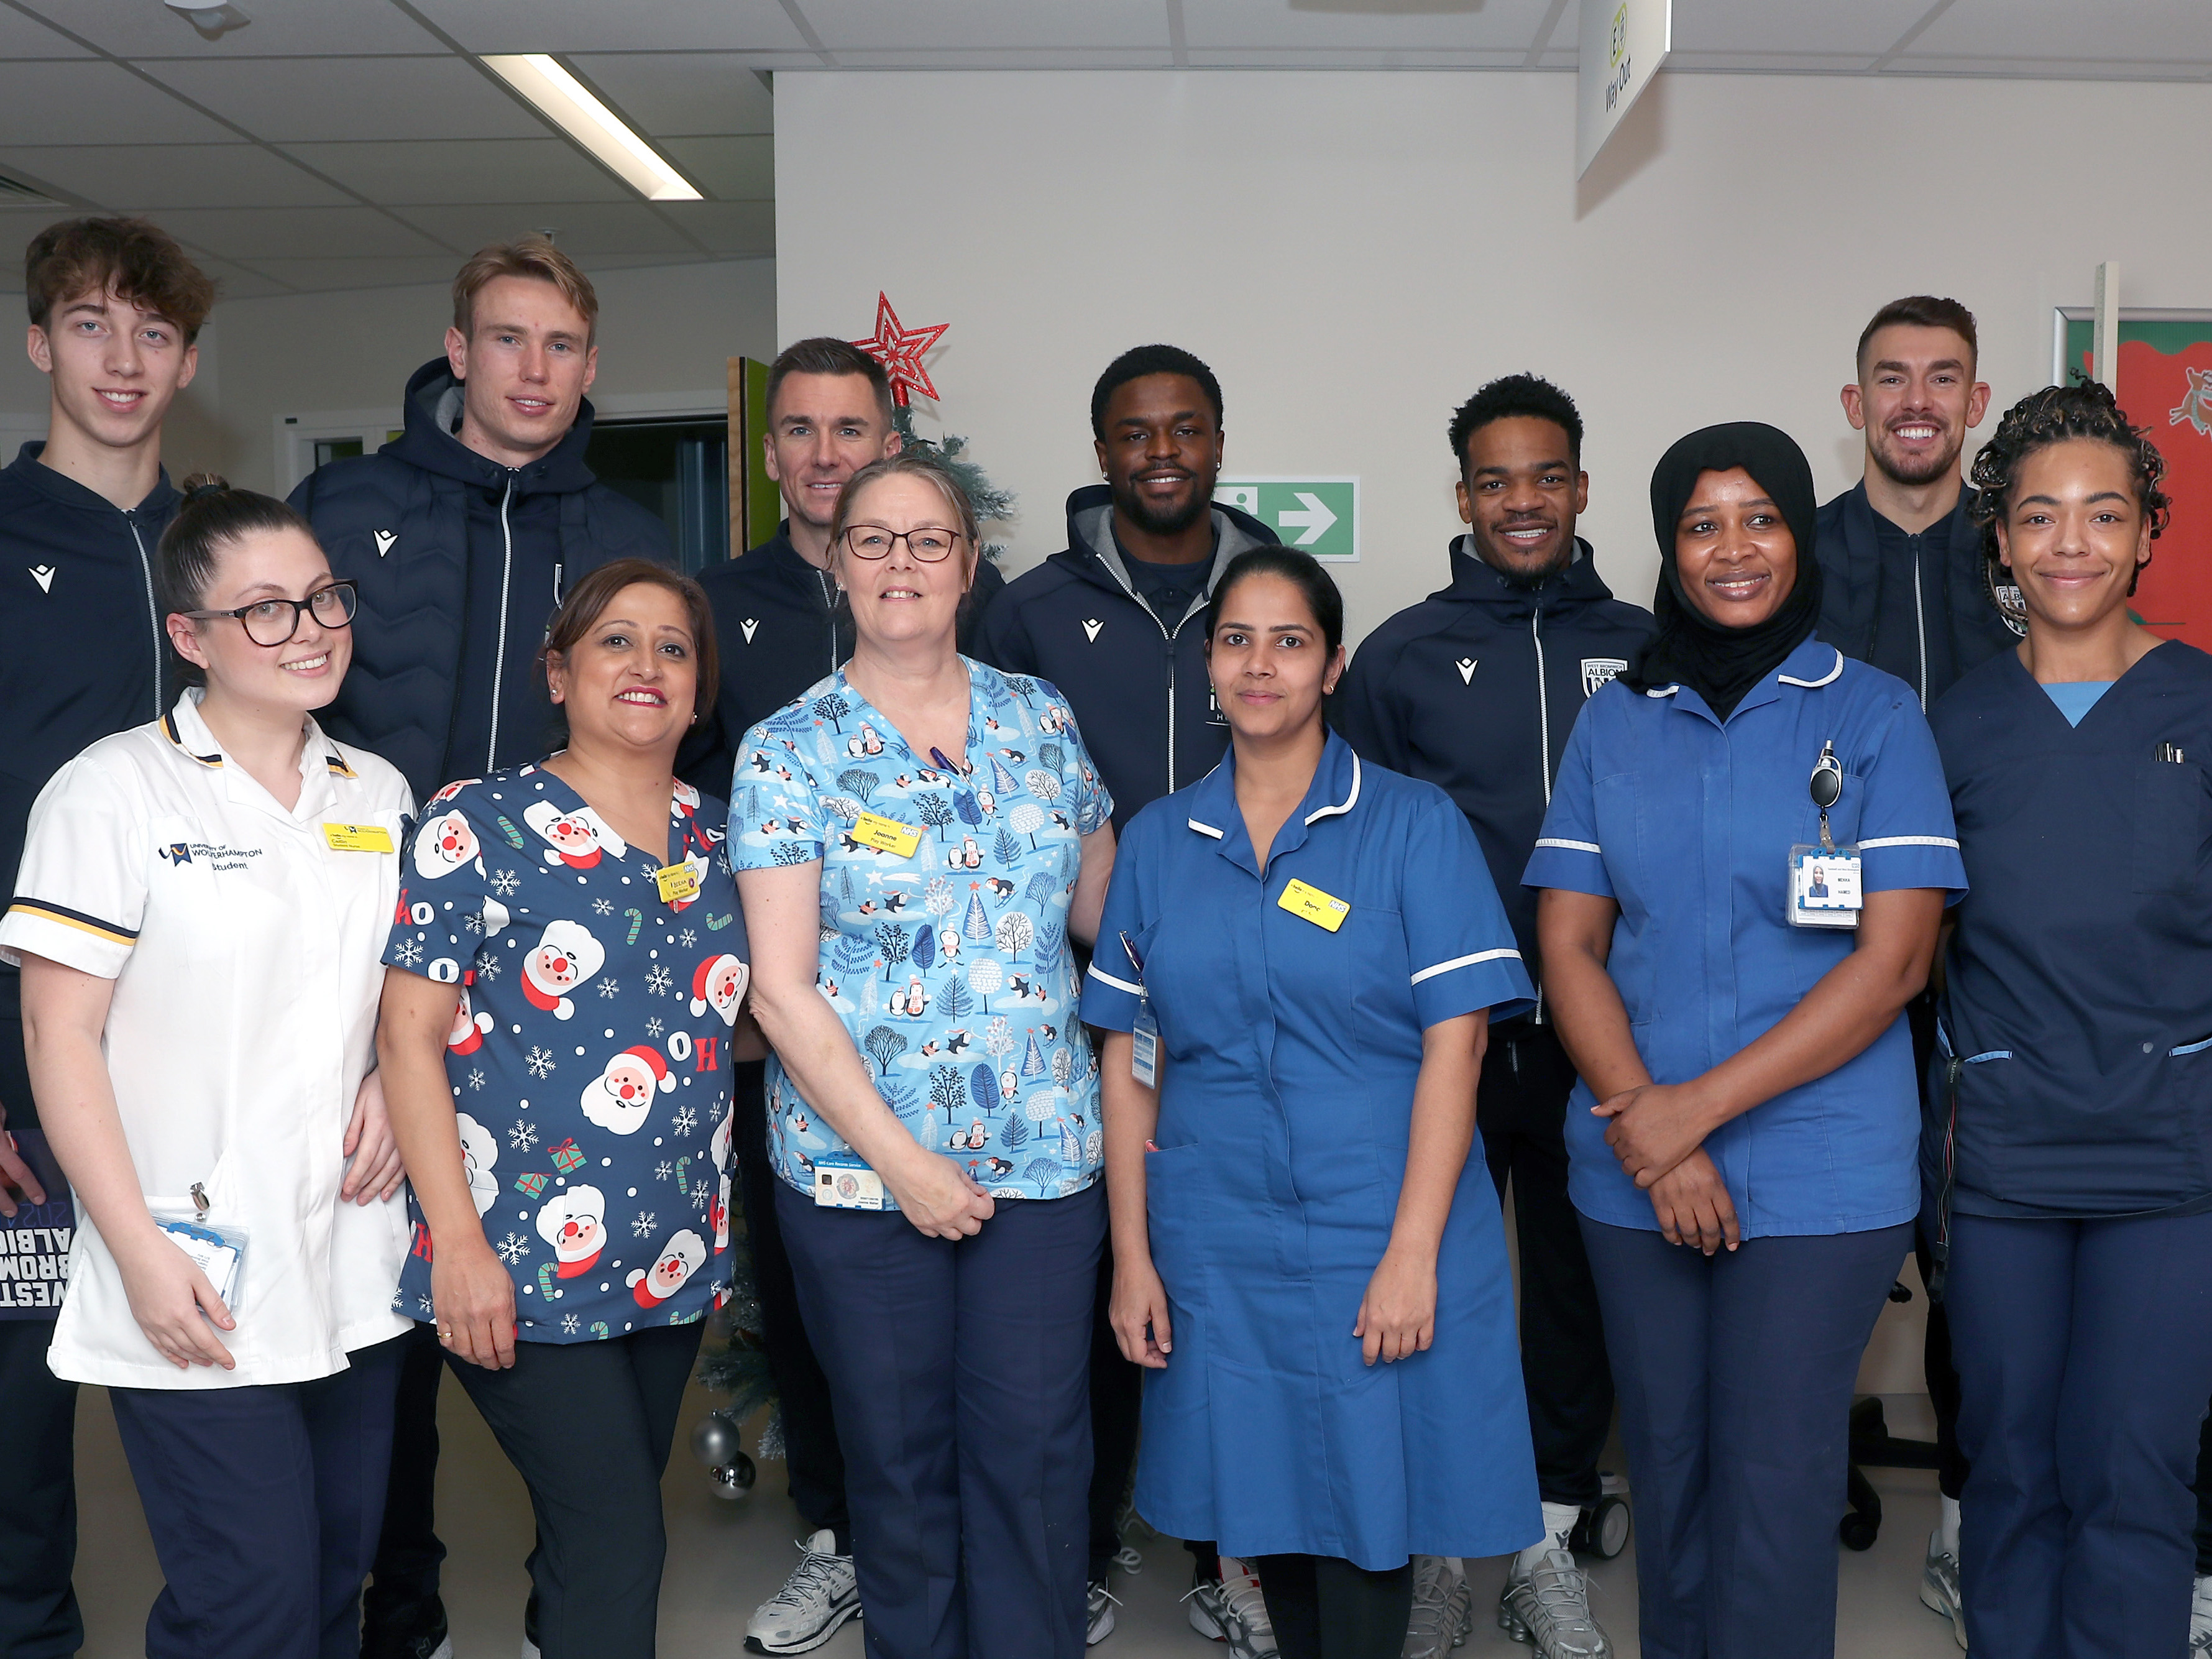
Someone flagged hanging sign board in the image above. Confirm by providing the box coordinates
[1577,0,1672,178]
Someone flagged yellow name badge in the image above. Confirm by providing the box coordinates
[850,811,922,858]
[321,822,395,854]
[653,858,703,906]
[1278,878,1350,932]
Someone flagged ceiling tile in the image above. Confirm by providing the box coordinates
[0,61,240,145]
[826,48,1178,68]
[407,0,809,54]
[0,145,352,211]
[142,55,548,142]
[659,136,773,201]
[1665,52,1884,73]
[1183,0,1556,52]
[392,203,702,257]
[229,255,468,293]
[799,0,1168,50]
[21,0,442,57]
[276,139,626,205]
[1668,0,1935,56]
[193,257,297,298]
[564,54,776,135]
[649,200,774,257]
[1883,55,2211,80]
[152,205,449,259]
[1183,48,1526,67]
[0,7,91,59]
[1908,0,2212,65]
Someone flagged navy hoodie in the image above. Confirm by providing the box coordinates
[684,520,1006,799]
[0,443,179,931]
[290,358,670,801]
[1334,537,1655,988]
[973,485,1277,832]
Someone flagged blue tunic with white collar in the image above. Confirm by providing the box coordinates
[1081,732,1540,1568]
[1523,636,1967,1239]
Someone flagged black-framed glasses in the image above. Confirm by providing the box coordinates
[842,525,963,563]
[185,580,359,647]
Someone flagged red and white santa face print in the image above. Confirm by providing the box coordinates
[413,810,480,879]
[522,919,604,1021]
[688,953,748,1024]
[581,1044,676,1135]
[524,799,614,870]
[536,1185,607,1276]
[447,986,493,1055]
[628,1228,707,1308]
[455,1111,499,1215]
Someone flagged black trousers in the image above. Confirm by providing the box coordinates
[0,994,78,1659]
[733,1060,852,1551]
[1479,1019,1614,1507]
[447,1321,704,1659]
[1087,1231,1144,1581]
[1906,993,1969,1502]
[1253,1555,1413,1659]
[362,1321,447,1632]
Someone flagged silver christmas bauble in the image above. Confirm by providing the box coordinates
[707,1453,757,1500]
[690,1411,740,1469]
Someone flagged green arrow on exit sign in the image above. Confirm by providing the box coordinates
[1214,477,1359,561]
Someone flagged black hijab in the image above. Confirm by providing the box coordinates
[1622,421,1825,719]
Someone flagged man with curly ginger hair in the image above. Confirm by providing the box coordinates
[0,213,213,1659]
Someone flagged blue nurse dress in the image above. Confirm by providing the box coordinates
[1081,732,1541,1568]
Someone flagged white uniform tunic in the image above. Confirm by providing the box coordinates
[0,691,411,1388]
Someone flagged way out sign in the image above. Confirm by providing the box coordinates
[1214,478,1359,561]
[1577,0,1671,177]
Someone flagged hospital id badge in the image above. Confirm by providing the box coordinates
[850,812,922,858]
[1131,1005,1160,1089]
[322,822,394,853]
[150,1212,248,1309]
[1789,845,1863,930]
[1277,878,1350,932]
[653,857,703,906]
[812,1153,889,1211]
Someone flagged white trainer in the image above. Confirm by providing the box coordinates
[1219,1559,1278,1659]
[746,1529,861,1655]
[1183,1567,1234,1642]
[1087,1579,1119,1646]
[1918,1525,1966,1651]
[2190,1573,2212,1653]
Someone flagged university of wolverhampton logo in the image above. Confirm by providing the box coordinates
[162,843,193,866]
[1582,657,1628,697]
[2170,366,2212,438]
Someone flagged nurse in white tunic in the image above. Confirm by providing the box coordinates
[1,479,411,1659]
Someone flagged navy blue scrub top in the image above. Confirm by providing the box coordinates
[1525,638,1966,1239]
[1934,640,2212,1218]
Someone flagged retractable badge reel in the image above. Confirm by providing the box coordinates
[1789,740,1863,930]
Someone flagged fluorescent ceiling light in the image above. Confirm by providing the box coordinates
[482,54,702,202]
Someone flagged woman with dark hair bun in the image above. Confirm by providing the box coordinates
[1086,547,1541,1659]
[1929,382,2212,1651]
[377,556,755,1659]
[2,476,413,1658]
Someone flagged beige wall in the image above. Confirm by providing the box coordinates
[774,68,2210,648]
[0,255,776,493]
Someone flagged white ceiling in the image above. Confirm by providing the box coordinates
[0,0,2201,298]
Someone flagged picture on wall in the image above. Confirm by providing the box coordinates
[2055,308,2212,651]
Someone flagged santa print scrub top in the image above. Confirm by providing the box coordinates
[0,691,411,1389]
[730,658,1112,1202]
[383,766,748,1343]
[1523,639,1967,1239]
[1078,734,1542,1566]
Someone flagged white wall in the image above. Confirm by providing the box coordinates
[774,69,2211,646]
[0,255,776,494]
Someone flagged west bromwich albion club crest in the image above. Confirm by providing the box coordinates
[1985,564,2029,638]
[1581,658,1627,697]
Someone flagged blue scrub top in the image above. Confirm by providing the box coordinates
[1524,638,1966,1239]
[1083,734,1540,1566]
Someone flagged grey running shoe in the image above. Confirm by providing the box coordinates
[1498,1549,1611,1659]
[1402,1555,1473,1657]
[1219,1560,1278,1659]
[1184,1567,1234,1642]
[1918,1526,1967,1651]
[746,1528,861,1655]
[1087,1579,1119,1645]
[2191,1574,2212,1654]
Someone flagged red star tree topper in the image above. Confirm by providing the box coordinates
[852,292,949,407]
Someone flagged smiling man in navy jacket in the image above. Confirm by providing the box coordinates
[1336,374,1651,1659]
[973,344,1276,1639]
[0,214,210,1659]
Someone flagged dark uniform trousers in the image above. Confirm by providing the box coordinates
[1479,1019,1614,1507]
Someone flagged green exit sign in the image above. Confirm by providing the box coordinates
[1214,477,1360,561]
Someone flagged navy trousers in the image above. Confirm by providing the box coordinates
[108,1335,406,1659]
[1579,1217,1911,1659]
[1946,1208,2212,1658]
[777,1177,1104,1659]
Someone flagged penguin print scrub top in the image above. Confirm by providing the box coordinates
[382,767,748,1342]
[731,658,1113,1202]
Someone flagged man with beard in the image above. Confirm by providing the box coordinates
[1817,295,2013,709]
[1814,296,2008,1652]
[1335,374,1651,1659]
[974,344,1276,1647]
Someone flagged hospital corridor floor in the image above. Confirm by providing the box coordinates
[65,1379,1965,1657]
